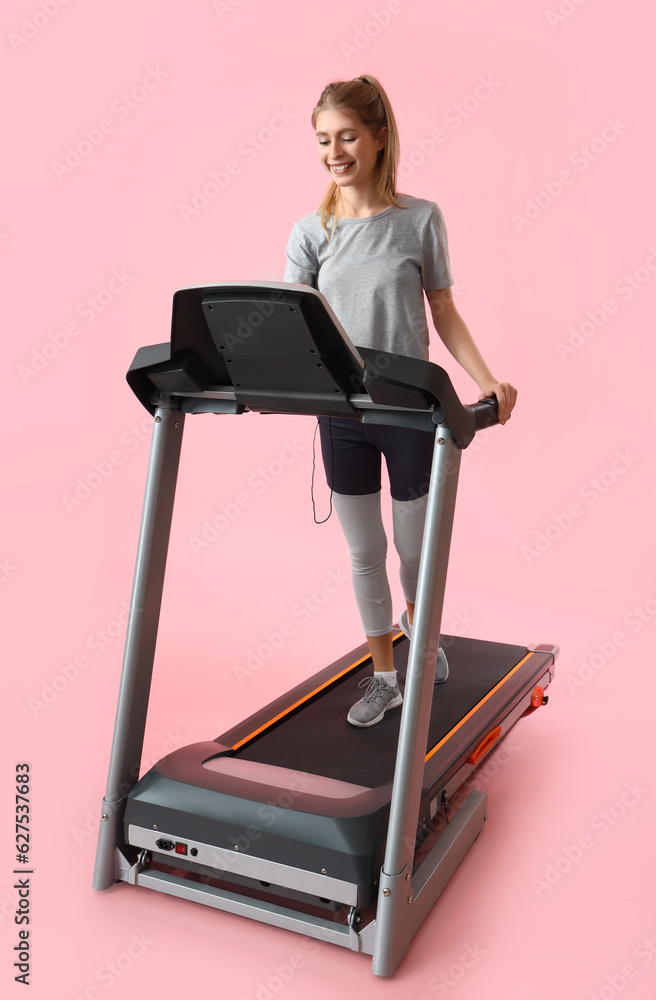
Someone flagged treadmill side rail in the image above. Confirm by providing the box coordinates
[431,659,555,815]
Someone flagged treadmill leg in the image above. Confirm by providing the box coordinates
[93,404,184,890]
[373,425,461,977]
[372,790,487,976]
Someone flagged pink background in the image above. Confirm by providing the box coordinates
[3,0,655,997]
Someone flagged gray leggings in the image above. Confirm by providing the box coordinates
[333,490,428,637]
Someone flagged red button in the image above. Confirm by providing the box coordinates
[175,843,188,855]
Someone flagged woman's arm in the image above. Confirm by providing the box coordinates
[424,286,517,424]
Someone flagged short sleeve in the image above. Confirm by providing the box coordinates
[421,204,454,290]
[283,222,317,287]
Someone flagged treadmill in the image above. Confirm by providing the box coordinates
[93,281,558,978]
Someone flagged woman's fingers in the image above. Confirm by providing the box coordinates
[479,382,517,424]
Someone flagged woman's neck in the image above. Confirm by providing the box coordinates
[336,187,391,219]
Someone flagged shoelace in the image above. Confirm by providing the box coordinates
[357,676,393,702]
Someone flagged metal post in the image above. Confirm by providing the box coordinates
[93,404,185,890]
[372,425,461,976]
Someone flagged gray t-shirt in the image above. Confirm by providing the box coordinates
[283,193,453,360]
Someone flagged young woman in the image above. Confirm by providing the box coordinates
[284,74,517,728]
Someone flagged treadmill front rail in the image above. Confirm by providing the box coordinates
[126,824,361,906]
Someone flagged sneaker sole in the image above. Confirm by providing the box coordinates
[347,692,403,728]
[397,611,411,641]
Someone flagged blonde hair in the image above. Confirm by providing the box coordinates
[311,74,404,240]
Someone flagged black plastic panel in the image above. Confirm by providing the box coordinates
[124,284,497,439]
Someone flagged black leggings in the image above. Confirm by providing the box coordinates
[317,416,434,501]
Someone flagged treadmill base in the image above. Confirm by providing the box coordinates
[119,790,487,974]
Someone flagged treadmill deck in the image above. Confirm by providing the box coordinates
[228,633,532,788]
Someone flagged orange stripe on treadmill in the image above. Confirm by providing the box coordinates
[232,632,405,750]
[424,650,536,763]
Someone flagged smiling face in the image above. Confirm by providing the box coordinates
[315,108,386,191]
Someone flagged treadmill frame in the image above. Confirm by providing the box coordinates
[93,282,557,977]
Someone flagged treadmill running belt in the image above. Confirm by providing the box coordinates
[234,635,529,788]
